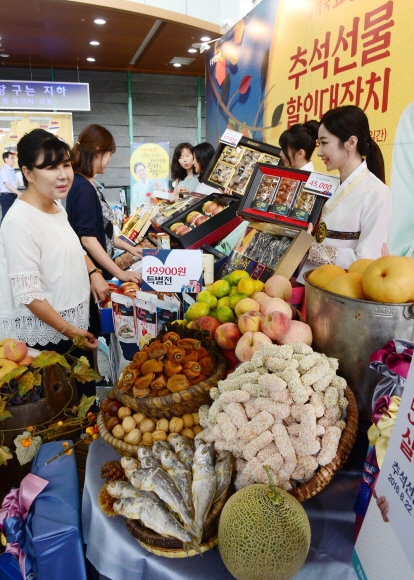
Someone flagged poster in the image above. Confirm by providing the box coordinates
[129,142,169,211]
[0,112,73,157]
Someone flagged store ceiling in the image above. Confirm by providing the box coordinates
[0,0,219,75]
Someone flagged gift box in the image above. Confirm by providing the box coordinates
[0,553,24,580]
[0,441,86,580]
[150,192,206,232]
[160,192,242,249]
[216,219,313,282]
[238,163,329,230]
[203,137,281,195]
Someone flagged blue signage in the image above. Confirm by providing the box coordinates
[0,81,90,111]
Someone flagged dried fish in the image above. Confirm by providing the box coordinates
[160,449,193,517]
[214,451,233,503]
[192,442,217,543]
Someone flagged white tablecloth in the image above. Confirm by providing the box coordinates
[82,438,359,580]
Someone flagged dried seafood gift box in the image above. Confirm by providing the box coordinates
[239,163,328,230]
[203,137,281,195]
[217,220,313,282]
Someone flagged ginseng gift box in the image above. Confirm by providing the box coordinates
[238,163,328,230]
[216,220,313,282]
[202,137,282,195]
[159,192,242,249]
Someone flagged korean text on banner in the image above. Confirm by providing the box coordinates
[141,249,203,292]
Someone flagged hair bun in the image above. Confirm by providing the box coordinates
[303,120,320,140]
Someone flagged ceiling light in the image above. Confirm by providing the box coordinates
[87,57,96,62]
[200,36,211,41]
[173,63,181,67]
[94,19,106,24]
[192,43,201,49]
[90,40,100,46]
[188,48,197,53]
[0,54,9,58]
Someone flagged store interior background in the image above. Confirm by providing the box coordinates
[0,0,267,204]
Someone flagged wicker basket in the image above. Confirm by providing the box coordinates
[125,481,231,558]
[113,361,227,419]
[290,385,358,502]
[97,411,144,457]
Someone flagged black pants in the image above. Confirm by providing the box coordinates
[32,338,96,400]
[0,192,17,222]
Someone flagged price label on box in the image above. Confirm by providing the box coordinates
[141,249,203,292]
[304,172,340,197]
[220,128,243,147]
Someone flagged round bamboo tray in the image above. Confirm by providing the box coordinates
[97,411,142,457]
[125,482,231,558]
[114,361,227,419]
[289,385,358,502]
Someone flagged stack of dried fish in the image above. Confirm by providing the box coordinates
[104,433,233,552]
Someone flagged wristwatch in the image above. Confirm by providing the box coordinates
[88,268,103,278]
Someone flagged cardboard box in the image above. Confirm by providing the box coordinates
[239,163,328,230]
[160,192,242,249]
[203,137,281,195]
[216,220,313,282]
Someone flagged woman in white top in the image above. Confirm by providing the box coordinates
[0,129,107,352]
[279,120,319,171]
[303,105,392,273]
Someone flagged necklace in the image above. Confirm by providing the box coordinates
[315,167,369,244]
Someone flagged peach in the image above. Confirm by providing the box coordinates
[0,357,19,379]
[0,338,13,359]
[277,320,312,346]
[261,297,293,319]
[238,310,264,334]
[18,355,34,367]
[264,275,292,301]
[235,331,272,362]
[251,292,271,309]
[4,340,28,363]
[261,311,291,340]
[234,297,260,318]
[215,322,242,350]
[190,316,221,339]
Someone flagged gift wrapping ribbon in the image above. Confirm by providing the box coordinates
[0,473,48,578]
[370,339,413,380]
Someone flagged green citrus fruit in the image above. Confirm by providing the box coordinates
[229,292,248,310]
[223,275,232,284]
[238,277,256,296]
[229,270,250,286]
[254,279,265,292]
[229,285,240,297]
[184,301,210,321]
[209,310,219,320]
[217,296,231,309]
[216,305,235,323]
[212,280,231,298]
[197,290,218,309]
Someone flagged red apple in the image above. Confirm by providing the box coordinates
[190,316,221,339]
[261,311,291,340]
[215,322,242,350]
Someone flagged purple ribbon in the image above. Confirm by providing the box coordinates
[370,340,413,379]
[0,473,48,578]
[372,395,393,425]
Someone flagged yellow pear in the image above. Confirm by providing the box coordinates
[307,264,347,288]
[325,272,365,300]
[348,259,374,275]
[362,256,414,303]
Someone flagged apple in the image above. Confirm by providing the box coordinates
[238,310,264,334]
[251,292,271,309]
[4,340,28,363]
[234,297,260,318]
[261,311,291,340]
[362,256,414,303]
[235,331,272,362]
[261,297,293,319]
[190,316,221,339]
[18,355,34,367]
[277,320,313,346]
[264,275,293,301]
[215,322,242,350]
[220,348,240,369]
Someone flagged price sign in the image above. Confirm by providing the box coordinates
[304,172,340,197]
[220,128,243,147]
[141,249,203,292]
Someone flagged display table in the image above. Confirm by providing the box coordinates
[82,438,359,580]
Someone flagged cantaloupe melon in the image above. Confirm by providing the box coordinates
[218,473,310,580]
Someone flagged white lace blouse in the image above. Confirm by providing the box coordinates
[0,200,90,346]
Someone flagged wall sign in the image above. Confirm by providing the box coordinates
[141,249,203,292]
[0,81,90,111]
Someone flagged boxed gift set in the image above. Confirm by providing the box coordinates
[203,137,281,195]
[160,192,242,249]
[150,192,206,232]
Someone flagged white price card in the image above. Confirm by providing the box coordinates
[304,172,340,197]
[141,249,203,292]
[220,128,243,147]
